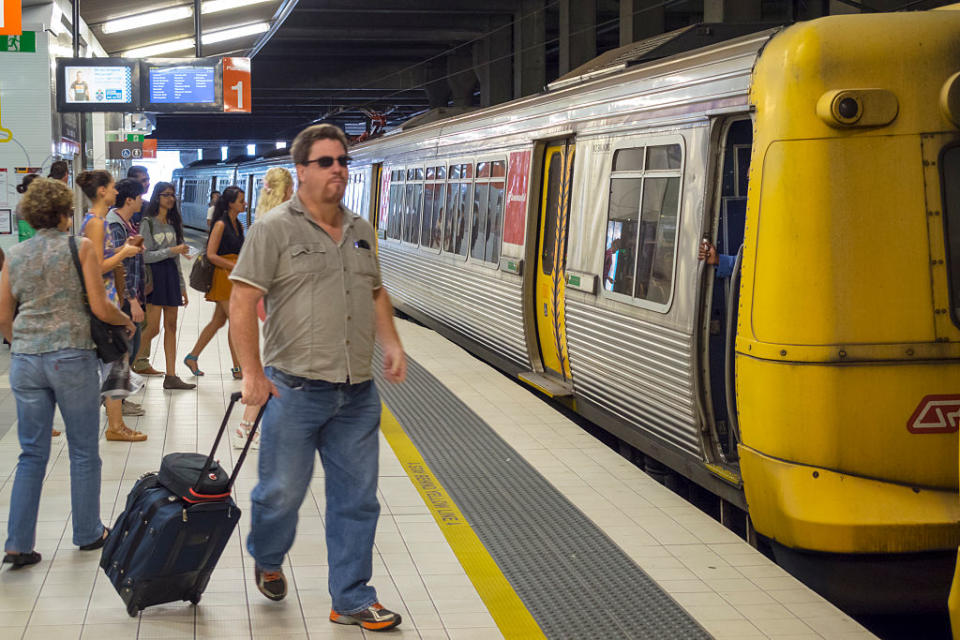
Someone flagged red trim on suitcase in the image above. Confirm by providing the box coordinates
[182,487,232,503]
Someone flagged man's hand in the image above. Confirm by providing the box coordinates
[130,299,144,323]
[382,343,406,384]
[242,369,280,406]
[698,240,719,266]
[181,291,189,307]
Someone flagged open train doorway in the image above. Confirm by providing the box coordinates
[531,140,576,387]
[702,117,752,466]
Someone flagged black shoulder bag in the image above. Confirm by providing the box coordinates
[68,236,129,363]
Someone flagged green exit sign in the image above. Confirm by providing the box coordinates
[126,134,144,142]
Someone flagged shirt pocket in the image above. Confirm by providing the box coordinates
[351,247,378,277]
[289,243,328,274]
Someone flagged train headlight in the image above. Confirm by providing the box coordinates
[816,89,898,128]
[941,71,960,129]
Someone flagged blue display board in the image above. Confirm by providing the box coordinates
[149,66,216,104]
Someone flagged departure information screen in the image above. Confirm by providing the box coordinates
[64,65,133,104]
[148,66,216,104]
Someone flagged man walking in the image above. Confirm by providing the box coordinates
[230,124,406,632]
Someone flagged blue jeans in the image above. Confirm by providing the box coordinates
[121,300,142,367]
[247,367,382,614]
[5,348,105,552]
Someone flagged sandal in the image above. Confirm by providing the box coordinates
[106,424,148,442]
[2,551,41,569]
[184,354,204,377]
[231,367,242,380]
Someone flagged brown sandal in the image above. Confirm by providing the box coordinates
[105,424,147,442]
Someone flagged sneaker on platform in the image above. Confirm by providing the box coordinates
[163,375,196,390]
[254,566,286,601]
[330,603,402,631]
[122,400,145,416]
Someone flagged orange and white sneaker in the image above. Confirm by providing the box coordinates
[330,603,402,631]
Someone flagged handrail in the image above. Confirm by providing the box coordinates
[723,244,745,451]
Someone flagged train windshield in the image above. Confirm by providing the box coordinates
[944,145,960,328]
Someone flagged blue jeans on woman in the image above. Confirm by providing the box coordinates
[247,367,382,615]
[4,348,105,553]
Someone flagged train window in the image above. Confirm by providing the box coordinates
[943,145,960,327]
[426,167,436,180]
[406,169,416,181]
[463,164,474,179]
[603,144,683,307]
[470,183,491,260]
[386,181,404,240]
[421,182,446,250]
[491,161,506,178]
[635,177,680,303]
[613,148,644,172]
[541,156,562,276]
[449,164,461,180]
[646,144,682,170]
[436,166,446,180]
[477,162,490,178]
[485,180,505,264]
[444,180,471,257]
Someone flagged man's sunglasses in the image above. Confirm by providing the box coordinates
[303,155,352,169]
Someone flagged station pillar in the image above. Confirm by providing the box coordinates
[514,0,546,98]
[474,16,512,107]
[620,0,666,46]
[447,51,478,108]
[559,0,596,75]
[703,0,762,22]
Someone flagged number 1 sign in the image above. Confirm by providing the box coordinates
[223,57,251,113]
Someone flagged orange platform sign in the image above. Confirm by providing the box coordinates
[1,0,22,36]
[222,57,251,113]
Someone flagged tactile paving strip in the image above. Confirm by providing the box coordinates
[374,351,711,640]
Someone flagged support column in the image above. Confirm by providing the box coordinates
[703,0,761,22]
[227,145,247,159]
[201,146,222,161]
[447,50,478,108]
[180,150,200,166]
[422,59,450,109]
[559,0,596,76]
[474,17,513,107]
[620,0,665,45]
[514,0,546,98]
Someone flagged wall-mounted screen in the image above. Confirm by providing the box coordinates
[56,58,140,113]
[140,59,223,112]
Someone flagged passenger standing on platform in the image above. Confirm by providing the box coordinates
[77,170,147,442]
[0,178,134,568]
[134,182,195,390]
[15,174,40,242]
[230,124,406,631]
[127,166,150,230]
[229,167,293,450]
[108,179,149,418]
[184,186,245,381]
[206,190,220,230]
[48,160,69,185]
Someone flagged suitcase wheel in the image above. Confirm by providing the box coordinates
[189,594,201,605]
[126,601,141,618]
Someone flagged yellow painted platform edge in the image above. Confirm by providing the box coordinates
[380,406,546,640]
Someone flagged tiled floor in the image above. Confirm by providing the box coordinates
[0,261,876,639]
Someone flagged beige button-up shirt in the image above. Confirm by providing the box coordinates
[229,193,382,383]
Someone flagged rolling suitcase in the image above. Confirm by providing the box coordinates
[99,392,263,617]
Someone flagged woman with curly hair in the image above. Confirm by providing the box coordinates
[0,178,134,567]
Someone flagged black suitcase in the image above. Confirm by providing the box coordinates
[100,392,263,617]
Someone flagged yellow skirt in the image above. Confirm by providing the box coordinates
[205,254,237,302]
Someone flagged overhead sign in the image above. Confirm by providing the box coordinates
[907,395,960,434]
[56,58,141,113]
[0,0,22,36]
[149,66,216,105]
[108,141,142,160]
[142,139,157,159]
[223,57,251,113]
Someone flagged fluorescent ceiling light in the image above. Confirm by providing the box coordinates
[101,7,193,35]
[124,38,195,58]
[122,22,269,57]
[203,0,274,15]
[201,22,269,44]
[101,0,273,35]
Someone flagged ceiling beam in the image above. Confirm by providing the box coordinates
[274,27,483,42]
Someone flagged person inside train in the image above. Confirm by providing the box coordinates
[183,186,245,383]
[698,239,735,278]
[47,160,69,185]
[127,166,150,229]
[133,182,195,390]
[206,190,220,230]
[229,124,406,630]
[1,178,135,568]
[77,170,147,442]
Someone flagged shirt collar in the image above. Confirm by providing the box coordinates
[288,193,355,237]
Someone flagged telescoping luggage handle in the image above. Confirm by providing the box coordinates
[197,392,266,493]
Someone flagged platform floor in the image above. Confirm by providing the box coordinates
[0,277,877,639]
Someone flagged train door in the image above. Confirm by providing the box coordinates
[702,117,752,466]
[533,140,575,382]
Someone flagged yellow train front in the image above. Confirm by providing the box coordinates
[737,6,960,613]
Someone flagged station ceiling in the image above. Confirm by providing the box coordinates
[71,0,953,148]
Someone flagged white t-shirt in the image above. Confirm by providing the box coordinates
[206,205,215,222]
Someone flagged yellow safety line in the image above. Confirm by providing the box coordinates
[380,406,547,640]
